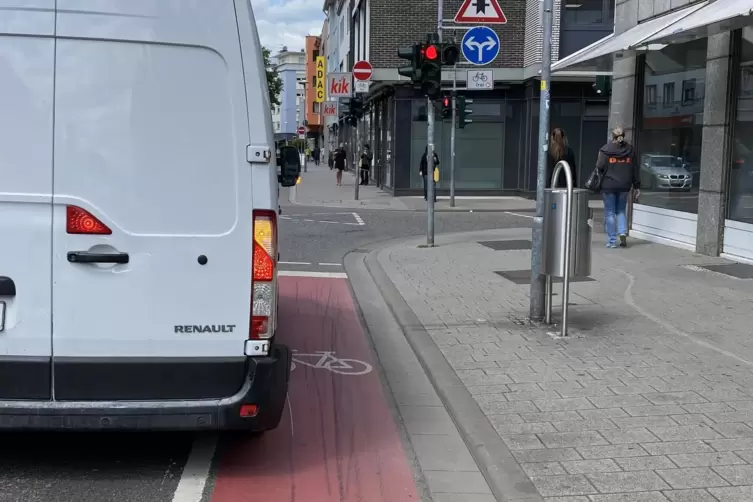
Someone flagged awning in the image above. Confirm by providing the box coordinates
[644,0,753,46]
[552,1,708,73]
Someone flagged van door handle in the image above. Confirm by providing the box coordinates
[0,277,16,297]
[67,251,129,265]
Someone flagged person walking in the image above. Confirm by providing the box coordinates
[359,144,373,186]
[334,143,346,186]
[547,128,578,188]
[419,146,439,202]
[312,147,320,166]
[595,127,640,248]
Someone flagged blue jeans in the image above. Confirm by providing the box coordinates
[602,191,628,245]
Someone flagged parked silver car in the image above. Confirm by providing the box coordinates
[640,154,693,190]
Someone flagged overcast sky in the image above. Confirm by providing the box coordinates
[252,0,325,54]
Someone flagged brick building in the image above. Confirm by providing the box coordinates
[322,0,617,194]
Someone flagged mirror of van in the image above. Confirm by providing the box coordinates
[278,146,301,187]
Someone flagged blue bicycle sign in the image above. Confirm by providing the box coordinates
[461,26,500,66]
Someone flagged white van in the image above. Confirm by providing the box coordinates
[0,1,298,431]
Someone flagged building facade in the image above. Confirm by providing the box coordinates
[273,48,306,139]
[555,0,753,262]
[321,0,615,194]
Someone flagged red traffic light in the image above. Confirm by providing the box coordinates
[424,44,439,61]
[443,97,450,107]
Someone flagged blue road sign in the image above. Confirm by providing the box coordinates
[461,26,500,66]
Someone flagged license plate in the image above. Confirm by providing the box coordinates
[0,301,5,332]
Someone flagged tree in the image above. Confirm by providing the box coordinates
[263,46,283,109]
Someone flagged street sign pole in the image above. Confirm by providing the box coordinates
[354,113,360,201]
[424,0,442,247]
[450,64,457,207]
[530,0,554,321]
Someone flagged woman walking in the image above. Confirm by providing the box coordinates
[547,128,578,188]
[595,127,640,248]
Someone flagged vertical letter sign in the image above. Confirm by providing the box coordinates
[315,56,326,103]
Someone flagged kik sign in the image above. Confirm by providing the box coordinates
[327,72,353,98]
[315,56,326,103]
[322,101,337,117]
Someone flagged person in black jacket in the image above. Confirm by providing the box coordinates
[419,146,440,202]
[547,128,577,188]
[596,127,640,248]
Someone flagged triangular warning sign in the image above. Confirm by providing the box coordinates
[454,0,508,24]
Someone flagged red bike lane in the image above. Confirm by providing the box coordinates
[210,275,420,502]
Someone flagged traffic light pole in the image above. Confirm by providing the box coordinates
[450,66,457,207]
[529,0,554,321]
[423,0,442,246]
[354,114,360,201]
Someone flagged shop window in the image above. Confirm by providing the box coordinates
[637,38,707,215]
[729,27,753,224]
[563,0,612,26]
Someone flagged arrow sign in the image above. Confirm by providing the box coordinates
[455,0,507,24]
[461,26,500,66]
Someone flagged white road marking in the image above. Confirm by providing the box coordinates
[278,270,348,278]
[353,212,365,225]
[504,211,535,219]
[319,263,342,267]
[279,212,365,226]
[279,261,311,265]
[171,433,217,502]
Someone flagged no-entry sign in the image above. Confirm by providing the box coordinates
[297,126,306,135]
[353,60,373,81]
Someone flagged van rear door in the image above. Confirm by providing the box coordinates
[51,1,255,401]
[0,1,55,400]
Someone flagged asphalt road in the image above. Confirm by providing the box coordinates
[0,194,531,502]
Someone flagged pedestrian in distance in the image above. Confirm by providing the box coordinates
[312,147,320,166]
[334,143,347,186]
[419,146,439,202]
[547,127,578,189]
[359,144,373,186]
[328,149,334,170]
[594,127,640,248]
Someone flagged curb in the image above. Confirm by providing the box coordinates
[343,230,544,502]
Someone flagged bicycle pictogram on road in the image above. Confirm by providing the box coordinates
[290,350,373,376]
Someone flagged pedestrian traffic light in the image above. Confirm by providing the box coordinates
[397,44,422,83]
[420,41,441,99]
[593,75,612,96]
[348,115,358,127]
[351,97,364,119]
[441,95,452,119]
[442,43,460,66]
[457,96,473,128]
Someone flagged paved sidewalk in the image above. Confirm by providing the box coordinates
[371,227,753,501]
[290,163,596,212]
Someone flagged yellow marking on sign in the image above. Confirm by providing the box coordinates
[540,79,547,91]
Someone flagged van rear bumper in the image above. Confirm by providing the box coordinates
[0,344,291,431]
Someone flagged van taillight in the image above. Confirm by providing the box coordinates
[66,206,112,235]
[251,210,277,340]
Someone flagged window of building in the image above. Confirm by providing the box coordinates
[313,102,320,113]
[729,27,753,224]
[312,50,319,61]
[312,75,316,87]
[637,38,707,214]
[563,0,612,26]
[646,85,657,107]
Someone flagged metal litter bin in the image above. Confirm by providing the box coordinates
[541,188,592,278]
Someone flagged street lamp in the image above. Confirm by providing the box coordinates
[297,76,308,171]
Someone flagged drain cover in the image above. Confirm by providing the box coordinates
[698,263,753,279]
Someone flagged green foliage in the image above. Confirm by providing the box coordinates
[263,46,283,108]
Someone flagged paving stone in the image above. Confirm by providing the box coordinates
[481,400,539,415]
[671,415,716,427]
[424,470,493,494]
[709,422,753,438]
[647,425,723,442]
[579,409,630,420]
[612,416,677,429]
[600,427,660,445]
[410,434,480,471]
[542,497,590,502]
[681,402,735,414]
[732,450,753,462]
[586,471,670,492]
[553,419,618,432]
[538,431,609,449]
[641,441,715,456]
[529,475,597,497]
[560,459,621,475]
[655,467,730,489]
[712,465,753,485]
[521,411,584,423]
[589,493,669,502]
[614,455,676,471]
[662,489,718,501]
[534,398,596,412]
[513,448,584,463]
[625,405,686,416]
[490,420,557,435]
[707,438,753,451]
[643,392,709,406]
[668,451,746,467]
[588,395,653,409]
[521,462,568,477]
[707,486,753,501]
[577,444,648,459]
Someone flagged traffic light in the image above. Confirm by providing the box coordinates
[420,41,441,99]
[348,115,358,127]
[340,99,351,119]
[442,43,460,66]
[351,97,364,119]
[593,75,612,96]
[441,95,452,119]
[457,96,473,128]
[397,44,422,83]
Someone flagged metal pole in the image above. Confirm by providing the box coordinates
[355,117,360,200]
[427,98,436,246]
[549,160,574,336]
[450,65,457,207]
[529,0,554,321]
[302,82,308,172]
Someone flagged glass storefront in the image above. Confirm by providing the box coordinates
[637,38,707,214]
[729,27,753,224]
